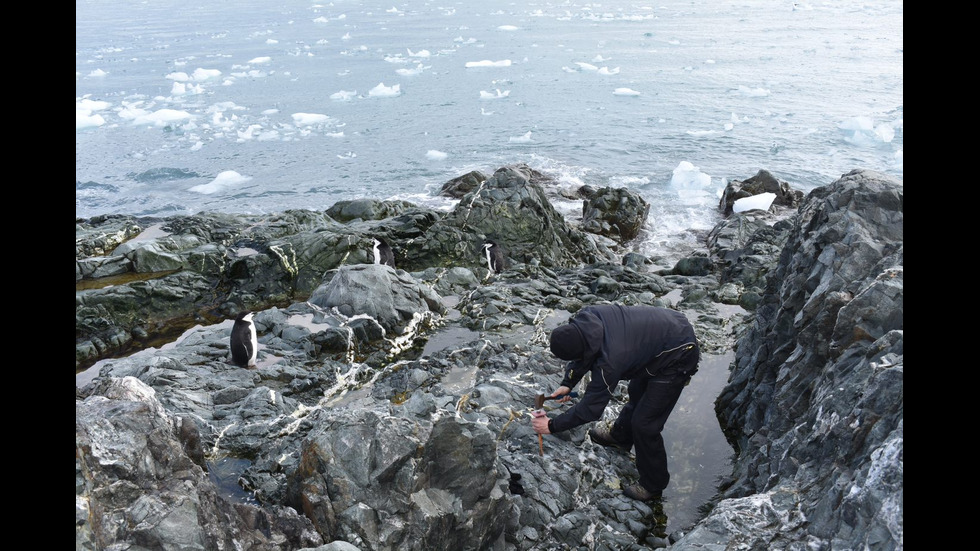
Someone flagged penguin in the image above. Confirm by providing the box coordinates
[230,311,258,367]
[482,239,506,274]
[372,237,396,268]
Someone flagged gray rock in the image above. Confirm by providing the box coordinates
[309,264,446,336]
[325,199,417,222]
[581,186,651,243]
[76,166,902,551]
[718,169,805,216]
[76,376,323,551]
[439,170,488,199]
[705,169,903,550]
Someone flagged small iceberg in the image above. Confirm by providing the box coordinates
[368,83,401,97]
[292,112,331,126]
[480,89,510,99]
[189,170,252,195]
[613,88,641,96]
[465,59,512,68]
[733,192,776,213]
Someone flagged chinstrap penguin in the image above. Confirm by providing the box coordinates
[230,311,258,367]
[372,237,396,268]
[482,239,506,273]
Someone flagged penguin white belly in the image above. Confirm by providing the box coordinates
[246,323,257,366]
[231,312,258,367]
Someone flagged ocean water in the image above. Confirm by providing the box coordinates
[76,0,903,262]
[76,1,902,535]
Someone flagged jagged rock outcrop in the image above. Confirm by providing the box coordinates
[695,169,903,550]
[75,165,658,371]
[439,170,489,199]
[76,376,325,551]
[76,166,903,551]
[718,169,805,216]
[412,164,616,270]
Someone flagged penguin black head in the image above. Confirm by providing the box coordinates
[230,311,258,367]
[482,239,506,273]
[372,237,396,268]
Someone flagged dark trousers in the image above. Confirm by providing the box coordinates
[609,345,698,492]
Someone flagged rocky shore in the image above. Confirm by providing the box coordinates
[76,165,903,550]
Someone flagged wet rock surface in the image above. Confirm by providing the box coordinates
[76,167,903,550]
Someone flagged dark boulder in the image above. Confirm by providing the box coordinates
[718,169,805,216]
[439,170,488,199]
[581,186,650,243]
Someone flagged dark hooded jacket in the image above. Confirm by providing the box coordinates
[550,304,698,433]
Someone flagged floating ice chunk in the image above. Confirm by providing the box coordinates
[733,192,776,213]
[613,88,641,96]
[838,116,873,132]
[426,150,448,160]
[189,170,252,194]
[480,89,510,99]
[77,98,111,112]
[76,110,105,130]
[230,69,265,78]
[396,63,429,76]
[171,81,204,95]
[248,56,271,64]
[237,124,263,141]
[130,108,195,127]
[509,131,532,143]
[839,116,894,145]
[498,25,519,31]
[407,48,431,58]
[575,62,598,71]
[368,82,401,97]
[875,123,895,143]
[734,84,770,97]
[670,161,711,188]
[87,69,107,78]
[465,59,512,68]
[166,71,191,82]
[598,66,620,75]
[292,112,331,125]
[331,90,356,101]
[191,68,222,81]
